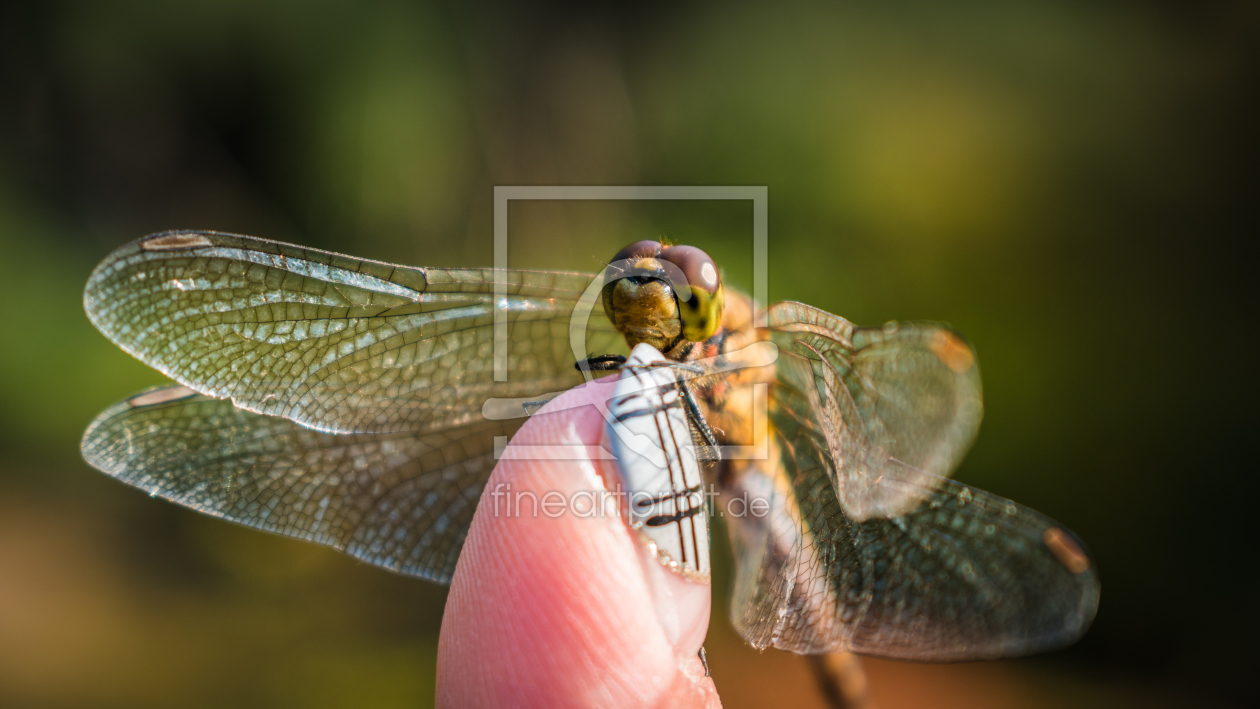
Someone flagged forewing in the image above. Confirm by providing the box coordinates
[81,385,523,582]
[766,302,983,519]
[721,367,1098,660]
[84,231,625,434]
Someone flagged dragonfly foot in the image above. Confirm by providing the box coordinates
[521,400,550,415]
[576,354,626,373]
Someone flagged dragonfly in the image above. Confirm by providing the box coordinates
[81,231,1099,700]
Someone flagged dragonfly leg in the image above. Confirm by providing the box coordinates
[677,379,721,462]
[609,355,719,460]
[575,354,626,374]
[632,359,704,375]
[624,360,720,461]
[521,400,550,415]
[698,646,710,677]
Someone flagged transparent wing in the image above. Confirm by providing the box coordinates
[721,359,1098,660]
[81,385,524,582]
[766,302,983,520]
[84,231,625,434]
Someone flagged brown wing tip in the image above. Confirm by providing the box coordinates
[930,330,976,374]
[1043,527,1091,574]
[140,233,213,251]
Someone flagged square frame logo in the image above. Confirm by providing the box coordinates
[490,185,772,462]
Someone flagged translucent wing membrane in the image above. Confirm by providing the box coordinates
[84,236,1097,660]
[722,353,1098,660]
[84,231,625,434]
[766,302,983,520]
[82,385,523,582]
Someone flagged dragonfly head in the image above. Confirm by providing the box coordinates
[602,240,726,351]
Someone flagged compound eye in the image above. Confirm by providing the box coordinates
[659,244,724,342]
[659,245,721,295]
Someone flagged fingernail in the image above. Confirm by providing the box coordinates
[599,423,712,657]
[637,542,711,655]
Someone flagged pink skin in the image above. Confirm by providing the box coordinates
[436,377,721,708]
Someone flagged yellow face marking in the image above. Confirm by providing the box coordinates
[141,233,213,251]
[1043,527,1091,574]
[128,385,199,407]
[930,330,975,374]
[678,283,724,342]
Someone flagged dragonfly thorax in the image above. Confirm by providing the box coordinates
[602,240,725,352]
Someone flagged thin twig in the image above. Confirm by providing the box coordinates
[808,652,873,709]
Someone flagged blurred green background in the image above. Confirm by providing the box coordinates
[0,1,1254,707]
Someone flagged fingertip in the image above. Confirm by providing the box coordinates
[436,380,718,708]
